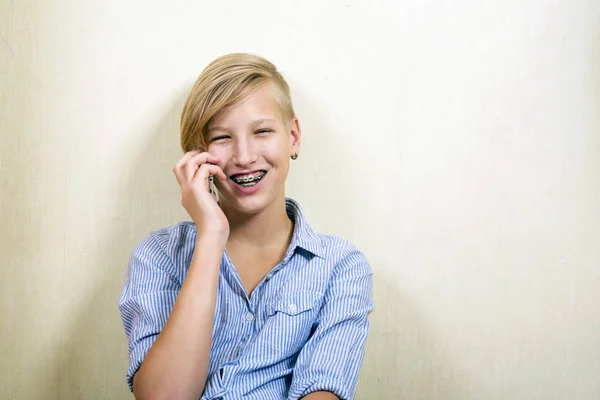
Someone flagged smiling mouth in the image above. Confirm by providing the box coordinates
[230,171,266,187]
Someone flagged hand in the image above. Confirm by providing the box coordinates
[173,150,229,239]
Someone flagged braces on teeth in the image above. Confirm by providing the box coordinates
[232,172,265,183]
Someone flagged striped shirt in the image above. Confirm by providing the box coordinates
[118,198,374,400]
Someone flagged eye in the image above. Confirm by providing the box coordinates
[255,129,273,135]
[210,135,230,143]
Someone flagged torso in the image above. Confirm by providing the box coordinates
[227,243,289,297]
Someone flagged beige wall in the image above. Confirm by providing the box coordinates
[2,1,599,399]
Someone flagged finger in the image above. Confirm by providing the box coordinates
[210,165,228,181]
[189,151,220,165]
[174,149,202,170]
[173,150,203,184]
[181,152,221,182]
[191,163,227,186]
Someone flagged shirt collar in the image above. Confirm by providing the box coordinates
[285,198,325,259]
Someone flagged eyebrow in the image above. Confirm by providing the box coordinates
[207,118,277,134]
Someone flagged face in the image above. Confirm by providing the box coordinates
[205,84,301,216]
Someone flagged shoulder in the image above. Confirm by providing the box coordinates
[316,234,372,275]
[129,221,199,281]
[133,221,196,256]
[287,197,370,274]
[311,235,374,313]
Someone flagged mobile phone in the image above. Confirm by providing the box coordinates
[208,174,219,202]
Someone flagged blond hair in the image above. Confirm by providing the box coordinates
[180,53,295,152]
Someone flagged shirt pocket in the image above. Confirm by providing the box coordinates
[261,290,322,357]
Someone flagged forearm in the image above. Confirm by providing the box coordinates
[133,236,224,400]
[302,392,339,400]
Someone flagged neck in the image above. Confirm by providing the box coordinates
[222,196,294,249]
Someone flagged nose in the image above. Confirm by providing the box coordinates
[232,136,258,166]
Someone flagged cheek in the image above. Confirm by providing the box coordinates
[271,151,291,178]
[207,146,230,165]
[266,149,290,169]
[265,139,291,162]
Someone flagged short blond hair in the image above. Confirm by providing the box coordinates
[180,53,295,152]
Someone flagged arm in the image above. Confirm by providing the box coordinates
[288,246,374,400]
[119,234,225,400]
[119,150,230,399]
[133,235,224,400]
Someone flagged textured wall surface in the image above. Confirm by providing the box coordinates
[1,1,599,399]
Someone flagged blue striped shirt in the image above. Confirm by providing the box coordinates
[118,198,374,400]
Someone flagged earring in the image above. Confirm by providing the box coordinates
[291,153,298,160]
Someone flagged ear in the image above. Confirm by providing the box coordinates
[288,116,301,157]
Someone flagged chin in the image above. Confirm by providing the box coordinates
[223,191,279,216]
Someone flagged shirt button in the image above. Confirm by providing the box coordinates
[266,273,274,280]
[245,312,255,321]
[288,304,297,313]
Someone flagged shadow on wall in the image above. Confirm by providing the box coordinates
[53,89,191,399]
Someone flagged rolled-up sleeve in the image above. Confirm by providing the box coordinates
[288,246,374,400]
[118,233,181,392]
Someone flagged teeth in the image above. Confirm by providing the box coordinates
[239,181,259,187]
[232,171,265,184]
